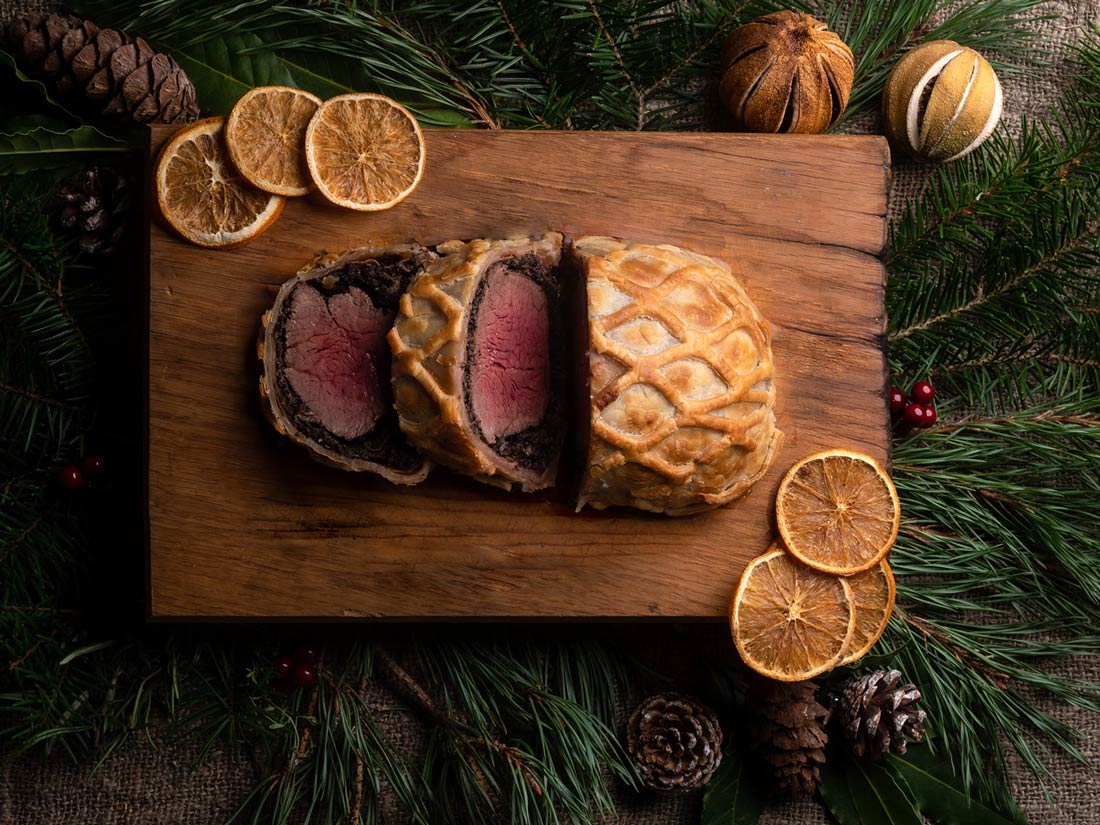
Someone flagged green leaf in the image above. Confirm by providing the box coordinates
[889,748,1028,825]
[274,50,365,100]
[820,758,923,825]
[1,47,135,171]
[170,33,296,116]
[0,48,77,122]
[700,747,766,825]
[0,122,129,173]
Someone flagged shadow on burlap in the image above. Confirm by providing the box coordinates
[2,0,1099,822]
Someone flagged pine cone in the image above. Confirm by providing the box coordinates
[4,13,198,123]
[58,166,132,256]
[746,679,828,798]
[836,669,927,759]
[626,693,723,791]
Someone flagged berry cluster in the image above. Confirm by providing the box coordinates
[889,380,938,432]
[57,453,106,492]
[272,644,320,691]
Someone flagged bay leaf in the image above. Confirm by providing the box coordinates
[700,748,766,825]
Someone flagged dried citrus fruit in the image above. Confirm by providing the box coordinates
[304,93,425,211]
[776,449,900,575]
[226,86,322,196]
[155,117,284,248]
[839,559,896,665]
[731,545,855,682]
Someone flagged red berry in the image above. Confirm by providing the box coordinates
[888,387,907,415]
[923,405,938,426]
[273,655,294,679]
[291,663,317,689]
[910,380,935,405]
[294,645,320,666]
[903,403,927,427]
[82,453,106,478]
[58,465,84,490]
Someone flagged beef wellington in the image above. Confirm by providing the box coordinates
[388,233,565,491]
[259,245,433,484]
[572,236,781,515]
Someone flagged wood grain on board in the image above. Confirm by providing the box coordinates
[146,126,890,619]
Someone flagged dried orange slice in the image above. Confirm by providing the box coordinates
[731,546,855,682]
[839,559,896,665]
[304,93,425,211]
[156,117,284,248]
[776,449,900,575]
[226,86,322,196]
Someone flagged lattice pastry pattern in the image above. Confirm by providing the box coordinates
[576,237,781,515]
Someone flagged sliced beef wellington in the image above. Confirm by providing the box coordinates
[388,234,565,491]
[259,245,434,484]
[573,237,781,515]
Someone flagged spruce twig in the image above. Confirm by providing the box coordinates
[70,0,1046,130]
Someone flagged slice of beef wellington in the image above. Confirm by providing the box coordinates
[259,245,434,484]
[388,233,565,491]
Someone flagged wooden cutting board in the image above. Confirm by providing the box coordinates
[146,126,890,620]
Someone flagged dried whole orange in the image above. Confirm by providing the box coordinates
[155,117,284,248]
[226,86,322,196]
[731,545,855,682]
[719,11,854,134]
[776,449,900,575]
[304,93,425,211]
[840,559,896,665]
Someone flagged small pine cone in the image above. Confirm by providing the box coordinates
[626,693,723,791]
[4,13,198,123]
[57,166,133,256]
[836,669,927,760]
[746,679,829,798]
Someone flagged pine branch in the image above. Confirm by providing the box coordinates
[822,0,1049,127]
[880,392,1100,804]
[887,30,1100,411]
[887,113,1100,407]
[69,0,1052,131]
[407,636,634,825]
[0,177,99,470]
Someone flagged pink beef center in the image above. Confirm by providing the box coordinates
[284,285,390,439]
[470,264,550,443]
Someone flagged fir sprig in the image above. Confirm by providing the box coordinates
[824,0,1050,126]
[70,0,1047,130]
[405,637,634,825]
[0,176,100,470]
[880,31,1100,807]
[4,5,1100,825]
[888,29,1100,408]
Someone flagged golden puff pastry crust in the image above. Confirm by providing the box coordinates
[575,237,781,516]
[388,233,564,490]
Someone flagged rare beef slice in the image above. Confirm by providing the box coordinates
[387,234,565,491]
[259,245,434,484]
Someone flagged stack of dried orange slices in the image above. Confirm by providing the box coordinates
[154,87,426,248]
[731,449,900,682]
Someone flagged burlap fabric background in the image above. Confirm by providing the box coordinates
[2,2,1099,823]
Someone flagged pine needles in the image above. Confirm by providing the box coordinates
[823,0,1051,126]
[0,176,99,470]
[223,636,634,825]
[888,37,1100,408]
[879,27,1100,809]
[5,3,1100,823]
[70,0,1047,130]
